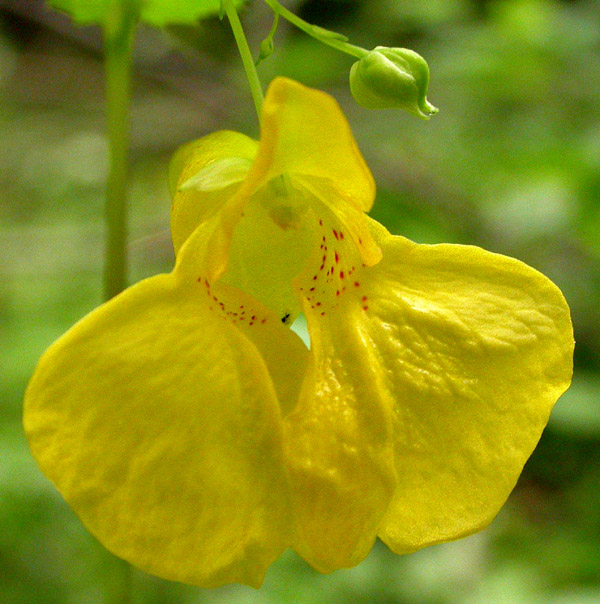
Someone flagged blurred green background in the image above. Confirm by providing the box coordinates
[1,0,599,602]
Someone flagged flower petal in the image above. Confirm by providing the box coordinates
[24,270,295,588]
[216,182,320,325]
[169,130,257,254]
[286,218,572,569]
[364,223,573,552]
[283,309,397,572]
[176,213,310,406]
[282,209,397,571]
[170,79,380,323]
[257,77,376,214]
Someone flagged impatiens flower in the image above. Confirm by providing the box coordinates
[24,77,573,588]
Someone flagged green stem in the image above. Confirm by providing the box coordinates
[103,0,139,593]
[223,0,264,120]
[263,0,368,59]
[103,1,138,301]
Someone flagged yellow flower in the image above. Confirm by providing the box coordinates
[24,77,573,588]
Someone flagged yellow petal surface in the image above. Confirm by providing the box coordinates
[367,224,572,551]
[282,206,395,573]
[283,307,397,573]
[170,79,380,322]
[175,213,310,409]
[256,78,376,213]
[201,78,378,276]
[24,256,304,587]
[286,217,572,569]
[217,181,320,324]
[169,130,257,254]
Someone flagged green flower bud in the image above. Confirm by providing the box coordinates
[350,47,438,119]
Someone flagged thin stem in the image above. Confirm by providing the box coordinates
[103,1,137,300]
[263,0,368,59]
[102,5,139,603]
[223,0,264,121]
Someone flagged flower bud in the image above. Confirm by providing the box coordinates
[350,47,438,119]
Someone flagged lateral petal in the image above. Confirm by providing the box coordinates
[24,266,294,588]
[366,221,573,551]
[285,217,572,570]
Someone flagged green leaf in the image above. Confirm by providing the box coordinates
[48,0,246,26]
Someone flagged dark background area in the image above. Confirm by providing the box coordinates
[1,1,599,602]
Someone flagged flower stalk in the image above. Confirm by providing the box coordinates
[262,0,368,59]
[222,0,264,121]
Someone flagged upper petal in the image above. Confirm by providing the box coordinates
[255,77,376,213]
